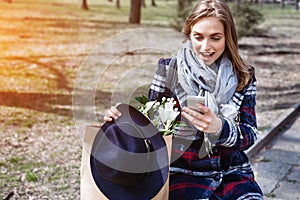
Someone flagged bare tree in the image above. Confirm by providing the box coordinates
[178,0,184,17]
[82,0,88,10]
[142,0,146,7]
[178,0,192,17]
[108,0,121,8]
[129,0,142,24]
[280,0,285,9]
[151,0,157,6]
[116,0,120,9]
[141,0,157,8]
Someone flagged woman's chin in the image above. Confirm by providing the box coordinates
[198,55,215,66]
[202,59,214,66]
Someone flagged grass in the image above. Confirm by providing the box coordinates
[254,3,300,36]
[0,106,71,130]
[26,170,39,182]
[0,159,74,192]
[258,3,300,15]
[0,157,44,187]
[0,0,299,198]
[56,185,70,191]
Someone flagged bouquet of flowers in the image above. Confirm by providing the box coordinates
[135,95,185,136]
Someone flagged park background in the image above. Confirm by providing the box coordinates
[0,0,299,199]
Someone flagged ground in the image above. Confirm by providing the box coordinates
[0,1,299,199]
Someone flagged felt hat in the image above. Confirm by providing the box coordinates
[90,103,169,200]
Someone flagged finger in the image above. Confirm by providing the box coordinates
[196,103,209,114]
[182,107,196,115]
[187,106,213,126]
[103,115,113,122]
[106,108,120,120]
[181,110,207,131]
[182,107,206,121]
[110,106,122,117]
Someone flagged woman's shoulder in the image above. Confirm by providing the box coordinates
[158,57,177,68]
[158,58,172,65]
[248,65,257,86]
[241,66,257,95]
[156,57,177,76]
[248,65,256,81]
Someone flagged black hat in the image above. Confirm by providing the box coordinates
[90,104,169,200]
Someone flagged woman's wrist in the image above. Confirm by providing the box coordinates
[214,117,224,136]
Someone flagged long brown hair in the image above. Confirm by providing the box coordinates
[182,0,251,91]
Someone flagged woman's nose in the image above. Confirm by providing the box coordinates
[201,39,210,51]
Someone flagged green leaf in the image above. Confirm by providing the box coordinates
[174,121,187,128]
[135,95,149,105]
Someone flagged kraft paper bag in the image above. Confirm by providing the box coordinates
[80,125,106,199]
[80,125,172,200]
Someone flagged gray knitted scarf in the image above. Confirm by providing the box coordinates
[172,42,239,156]
[175,42,238,117]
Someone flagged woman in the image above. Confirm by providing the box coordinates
[105,0,263,199]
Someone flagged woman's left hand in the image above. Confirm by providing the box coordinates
[181,103,222,134]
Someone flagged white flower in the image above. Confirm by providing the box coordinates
[141,101,157,116]
[136,95,183,136]
[158,100,180,126]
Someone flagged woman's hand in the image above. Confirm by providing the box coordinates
[103,105,122,122]
[181,103,222,134]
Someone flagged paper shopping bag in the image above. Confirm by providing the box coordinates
[80,125,172,200]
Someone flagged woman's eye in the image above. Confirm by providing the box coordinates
[212,37,221,41]
[193,35,203,40]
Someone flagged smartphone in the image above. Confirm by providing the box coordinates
[187,96,205,111]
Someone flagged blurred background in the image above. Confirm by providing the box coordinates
[0,0,299,199]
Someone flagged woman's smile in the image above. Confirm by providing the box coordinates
[199,52,215,58]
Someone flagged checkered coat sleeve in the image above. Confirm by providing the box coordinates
[148,58,173,101]
[215,76,258,151]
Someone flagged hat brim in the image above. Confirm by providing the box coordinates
[90,103,169,200]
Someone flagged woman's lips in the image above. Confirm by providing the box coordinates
[200,52,214,57]
[200,52,214,60]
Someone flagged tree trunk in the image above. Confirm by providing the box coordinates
[236,0,241,9]
[142,0,146,8]
[116,0,120,9]
[152,0,157,6]
[129,0,142,24]
[295,0,299,10]
[82,0,88,10]
[178,0,185,17]
[280,0,285,9]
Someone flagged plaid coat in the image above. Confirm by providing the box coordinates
[148,58,263,200]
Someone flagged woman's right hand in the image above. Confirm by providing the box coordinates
[103,105,122,122]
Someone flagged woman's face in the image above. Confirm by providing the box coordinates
[190,17,226,66]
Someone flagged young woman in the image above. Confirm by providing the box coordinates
[105,0,263,199]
